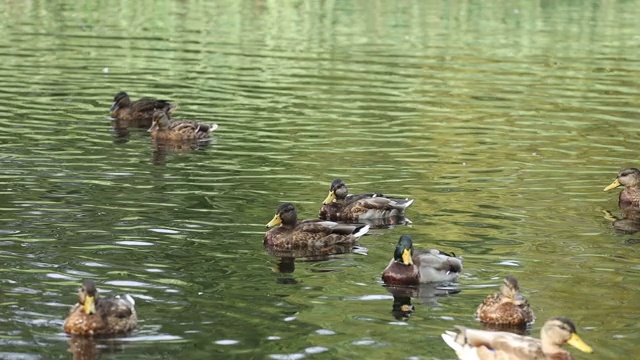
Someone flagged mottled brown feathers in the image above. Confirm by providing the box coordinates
[264,202,369,250]
[109,91,176,127]
[475,275,535,326]
[319,179,414,221]
[63,280,137,336]
[148,111,218,141]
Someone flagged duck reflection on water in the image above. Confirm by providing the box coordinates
[384,283,461,321]
[602,208,640,235]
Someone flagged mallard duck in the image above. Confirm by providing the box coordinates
[148,111,218,141]
[441,317,593,359]
[381,235,462,285]
[604,168,640,209]
[109,91,177,127]
[475,275,534,326]
[318,179,414,221]
[265,202,370,249]
[64,279,137,336]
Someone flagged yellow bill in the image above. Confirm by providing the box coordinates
[322,191,336,205]
[266,214,282,228]
[567,332,593,353]
[604,179,621,191]
[401,248,413,265]
[83,295,96,315]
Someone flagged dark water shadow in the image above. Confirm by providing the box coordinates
[151,139,213,165]
[359,216,413,230]
[384,283,461,321]
[67,335,132,360]
[268,244,367,284]
[603,209,640,235]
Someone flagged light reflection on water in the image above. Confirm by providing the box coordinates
[0,0,638,359]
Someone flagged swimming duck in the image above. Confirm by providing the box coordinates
[604,168,640,209]
[475,275,535,326]
[63,279,137,336]
[148,111,218,141]
[318,179,414,221]
[265,202,370,250]
[441,317,593,360]
[381,235,462,285]
[109,91,177,127]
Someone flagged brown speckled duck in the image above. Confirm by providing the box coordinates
[265,202,369,250]
[148,111,218,141]
[63,279,137,336]
[604,168,640,209]
[381,235,462,285]
[319,179,414,221]
[441,317,593,360]
[109,91,177,128]
[475,275,535,326]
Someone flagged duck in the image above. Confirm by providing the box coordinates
[318,179,414,221]
[381,235,462,285]
[109,91,177,127]
[148,110,218,141]
[63,279,137,336]
[604,168,640,209]
[475,275,535,326]
[441,317,593,359]
[265,202,370,250]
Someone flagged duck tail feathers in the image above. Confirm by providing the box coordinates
[353,224,370,238]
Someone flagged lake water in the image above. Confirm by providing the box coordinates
[0,0,639,359]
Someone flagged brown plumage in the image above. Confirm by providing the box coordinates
[109,91,177,128]
[63,279,137,336]
[148,111,218,141]
[264,202,369,250]
[475,275,535,326]
[319,179,414,222]
[603,208,640,234]
[441,317,593,360]
[604,168,640,210]
[381,235,462,285]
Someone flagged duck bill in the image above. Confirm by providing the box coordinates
[322,191,336,205]
[83,296,96,315]
[147,123,158,133]
[109,102,117,113]
[266,214,282,228]
[401,248,413,265]
[604,179,621,191]
[567,333,593,353]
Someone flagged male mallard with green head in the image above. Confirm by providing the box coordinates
[442,317,593,359]
[475,275,535,326]
[265,202,369,250]
[109,91,177,127]
[64,279,137,336]
[319,179,414,221]
[381,235,462,285]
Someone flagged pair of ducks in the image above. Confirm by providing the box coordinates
[263,181,593,359]
[109,92,218,141]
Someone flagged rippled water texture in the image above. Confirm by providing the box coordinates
[1,0,639,359]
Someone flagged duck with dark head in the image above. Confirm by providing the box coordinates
[109,91,177,128]
[319,179,414,222]
[381,235,462,286]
